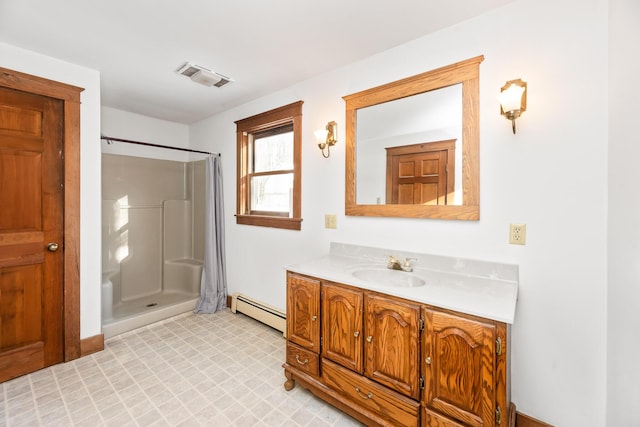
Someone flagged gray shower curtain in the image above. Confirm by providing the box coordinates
[194,154,227,313]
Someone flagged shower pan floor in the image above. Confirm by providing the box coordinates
[102,291,199,339]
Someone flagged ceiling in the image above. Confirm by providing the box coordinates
[0,0,514,124]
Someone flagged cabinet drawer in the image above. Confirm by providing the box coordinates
[322,359,419,427]
[422,408,465,427]
[286,342,320,377]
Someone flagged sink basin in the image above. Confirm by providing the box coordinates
[351,268,426,288]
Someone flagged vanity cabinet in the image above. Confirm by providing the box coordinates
[365,292,421,400]
[283,271,512,427]
[321,282,421,399]
[285,273,321,382]
[422,308,508,426]
[321,282,363,373]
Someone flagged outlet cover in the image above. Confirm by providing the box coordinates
[325,214,337,229]
[509,223,526,245]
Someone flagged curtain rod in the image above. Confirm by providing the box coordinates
[101,135,219,156]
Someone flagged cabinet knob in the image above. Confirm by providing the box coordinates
[354,331,360,338]
[366,336,373,343]
[311,315,317,321]
[425,356,432,365]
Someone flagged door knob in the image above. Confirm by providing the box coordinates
[47,243,59,252]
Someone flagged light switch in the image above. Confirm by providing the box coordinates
[325,214,337,229]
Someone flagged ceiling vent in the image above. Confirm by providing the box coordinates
[176,62,233,88]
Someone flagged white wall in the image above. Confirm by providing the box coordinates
[607,0,640,425]
[190,0,610,425]
[0,42,103,340]
[101,107,190,161]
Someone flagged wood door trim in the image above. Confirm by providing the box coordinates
[516,411,554,427]
[80,334,105,357]
[0,66,83,362]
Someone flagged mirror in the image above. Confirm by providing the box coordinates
[356,84,463,206]
[344,55,484,220]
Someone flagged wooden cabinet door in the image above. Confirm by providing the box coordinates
[423,308,497,427]
[286,272,320,352]
[321,282,363,373]
[365,293,421,400]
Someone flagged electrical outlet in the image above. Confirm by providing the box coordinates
[325,214,337,229]
[509,223,526,245]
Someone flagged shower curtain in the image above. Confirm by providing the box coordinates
[194,154,227,313]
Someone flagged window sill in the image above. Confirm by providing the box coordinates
[236,214,302,230]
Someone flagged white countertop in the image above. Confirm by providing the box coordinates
[286,243,518,324]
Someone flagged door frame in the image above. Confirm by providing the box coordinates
[0,67,82,362]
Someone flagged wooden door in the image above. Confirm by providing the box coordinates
[286,272,321,352]
[0,86,64,382]
[422,308,497,427]
[321,282,363,373]
[364,293,421,400]
[386,140,455,205]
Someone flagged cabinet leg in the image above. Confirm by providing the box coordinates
[284,370,295,391]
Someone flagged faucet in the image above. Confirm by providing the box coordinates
[387,256,416,272]
[387,255,402,270]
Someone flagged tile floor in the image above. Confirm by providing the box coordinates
[0,310,364,426]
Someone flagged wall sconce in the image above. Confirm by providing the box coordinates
[315,121,337,158]
[499,79,527,134]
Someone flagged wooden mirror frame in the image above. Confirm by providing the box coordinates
[344,55,484,220]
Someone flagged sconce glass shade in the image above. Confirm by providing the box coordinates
[499,79,527,133]
[314,129,329,146]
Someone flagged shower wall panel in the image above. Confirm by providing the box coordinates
[102,154,186,204]
[163,200,192,261]
[102,154,189,304]
[120,207,163,300]
[189,160,206,260]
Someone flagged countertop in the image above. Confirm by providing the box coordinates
[285,243,518,324]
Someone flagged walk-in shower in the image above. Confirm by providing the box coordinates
[101,153,205,338]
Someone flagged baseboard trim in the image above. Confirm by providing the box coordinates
[227,295,232,308]
[80,334,105,357]
[516,411,554,427]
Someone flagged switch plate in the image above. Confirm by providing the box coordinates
[509,223,526,245]
[325,214,337,229]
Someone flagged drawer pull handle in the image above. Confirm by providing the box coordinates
[366,335,373,343]
[354,331,360,338]
[295,355,309,365]
[355,387,373,400]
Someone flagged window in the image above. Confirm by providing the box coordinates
[235,101,303,230]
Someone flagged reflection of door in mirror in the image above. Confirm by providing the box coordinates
[385,139,455,205]
[355,84,462,205]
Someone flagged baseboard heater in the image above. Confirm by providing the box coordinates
[230,293,286,337]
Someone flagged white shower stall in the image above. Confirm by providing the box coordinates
[101,154,205,338]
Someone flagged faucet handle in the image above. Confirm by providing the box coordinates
[402,257,416,271]
[404,257,416,266]
[386,255,399,269]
